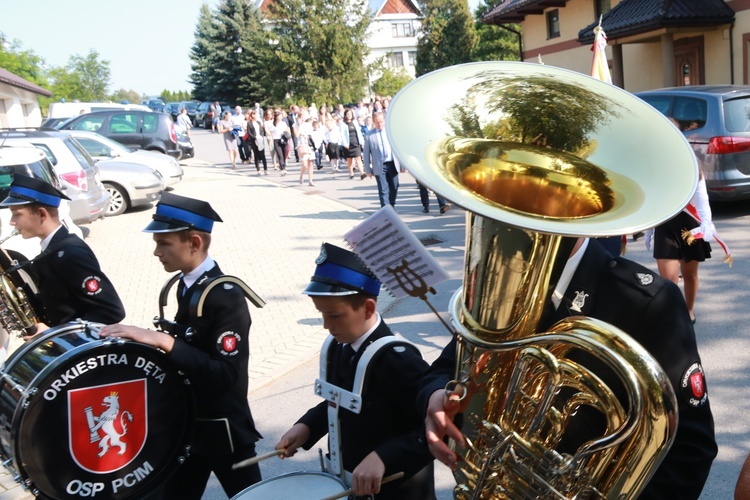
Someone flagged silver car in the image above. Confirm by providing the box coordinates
[96,159,164,216]
[0,130,110,223]
[69,130,183,188]
[637,86,750,201]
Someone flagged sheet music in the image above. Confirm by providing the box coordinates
[344,205,449,299]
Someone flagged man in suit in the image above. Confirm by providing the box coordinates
[100,192,262,499]
[363,111,404,208]
[276,243,435,499]
[286,104,300,162]
[419,237,717,499]
[1,174,125,332]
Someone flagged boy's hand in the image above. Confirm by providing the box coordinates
[351,451,385,496]
[275,423,310,458]
[425,388,465,469]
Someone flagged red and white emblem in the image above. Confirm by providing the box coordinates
[68,379,148,473]
[681,362,708,408]
[83,276,102,295]
[217,331,241,356]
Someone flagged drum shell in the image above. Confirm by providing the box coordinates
[231,471,347,499]
[0,322,194,499]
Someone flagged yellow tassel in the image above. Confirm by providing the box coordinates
[724,254,733,268]
[681,228,695,245]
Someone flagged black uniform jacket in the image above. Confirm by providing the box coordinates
[298,320,436,499]
[167,263,261,459]
[32,226,125,326]
[418,239,717,499]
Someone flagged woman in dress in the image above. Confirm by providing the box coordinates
[273,112,290,176]
[297,117,315,186]
[325,119,342,173]
[339,109,365,180]
[263,108,277,170]
[217,110,239,169]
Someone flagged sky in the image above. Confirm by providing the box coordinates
[2,0,481,99]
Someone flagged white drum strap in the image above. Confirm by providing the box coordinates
[314,336,415,479]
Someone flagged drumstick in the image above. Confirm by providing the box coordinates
[231,449,286,470]
[319,472,405,500]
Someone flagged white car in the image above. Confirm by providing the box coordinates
[68,130,184,188]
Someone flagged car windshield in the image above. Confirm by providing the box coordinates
[150,100,165,106]
[185,102,198,111]
[724,97,750,133]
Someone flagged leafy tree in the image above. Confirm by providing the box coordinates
[472,0,521,62]
[267,0,371,105]
[109,89,141,104]
[415,0,476,76]
[372,66,412,97]
[0,40,48,87]
[46,50,111,103]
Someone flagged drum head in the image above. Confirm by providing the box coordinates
[232,471,346,499]
[10,326,193,499]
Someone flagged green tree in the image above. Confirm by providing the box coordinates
[188,0,268,105]
[0,40,48,88]
[109,88,141,104]
[415,0,476,76]
[46,50,111,103]
[472,0,521,62]
[372,66,412,97]
[267,0,371,104]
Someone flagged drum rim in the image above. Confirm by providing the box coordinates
[1,321,196,499]
[231,470,347,499]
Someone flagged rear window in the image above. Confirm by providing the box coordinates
[64,138,97,170]
[724,97,750,133]
[110,113,139,134]
[143,114,159,133]
[672,97,707,131]
[640,96,671,115]
[31,143,58,166]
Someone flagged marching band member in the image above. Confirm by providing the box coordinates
[100,192,262,499]
[275,243,435,499]
[1,174,125,333]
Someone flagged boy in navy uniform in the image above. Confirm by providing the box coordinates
[276,243,435,499]
[100,192,262,499]
[1,174,125,330]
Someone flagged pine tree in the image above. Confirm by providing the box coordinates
[267,0,371,105]
[415,0,476,77]
[190,4,220,101]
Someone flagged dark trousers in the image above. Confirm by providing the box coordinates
[163,447,262,500]
[418,182,446,210]
[250,142,267,171]
[274,140,287,170]
[314,143,324,169]
[237,137,250,162]
[291,135,300,161]
[376,161,399,207]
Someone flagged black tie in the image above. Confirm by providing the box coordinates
[177,278,186,299]
[338,344,356,388]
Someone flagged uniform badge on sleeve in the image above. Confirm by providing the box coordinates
[217,332,241,357]
[82,276,102,295]
[635,272,654,286]
[392,346,406,353]
[681,362,708,407]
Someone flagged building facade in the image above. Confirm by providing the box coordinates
[0,68,51,128]
[484,0,749,93]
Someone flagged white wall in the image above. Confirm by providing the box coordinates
[0,83,43,128]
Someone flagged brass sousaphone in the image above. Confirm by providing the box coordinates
[386,62,697,498]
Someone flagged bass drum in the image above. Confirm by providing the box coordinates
[0,321,194,499]
[231,471,347,499]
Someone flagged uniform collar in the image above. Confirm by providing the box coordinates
[348,313,381,353]
[41,224,64,252]
[181,255,216,289]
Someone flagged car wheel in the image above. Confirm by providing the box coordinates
[104,183,128,216]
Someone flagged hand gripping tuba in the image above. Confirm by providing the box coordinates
[387,62,697,498]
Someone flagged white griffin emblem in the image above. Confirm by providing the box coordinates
[571,290,589,312]
[84,392,134,457]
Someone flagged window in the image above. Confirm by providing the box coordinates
[71,116,105,132]
[77,138,112,157]
[109,113,138,134]
[724,97,750,133]
[672,97,707,131]
[547,9,560,39]
[389,52,404,68]
[408,51,416,67]
[391,22,414,38]
[142,113,159,133]
[594,0,611,20]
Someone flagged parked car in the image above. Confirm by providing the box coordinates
[195,101,230,129]
[144,99,166,113]
[0,146,84,258]
[178,101,199,124]
[164,102,181,121]
[68,130,183,188]
[0,130,110,224]
[96,158,163,216]
[636,85,750,201]
[44,102,151,127]
[57,110,191,160]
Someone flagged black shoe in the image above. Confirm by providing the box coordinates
[440,203,452,214]
[422,207,429,213]
[360,173,367,180]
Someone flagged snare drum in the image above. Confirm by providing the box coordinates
[231,471,347,499]
[0,321,194,498]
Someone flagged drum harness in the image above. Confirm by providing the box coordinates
[314,334,419,488]
[154,273,265,342]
